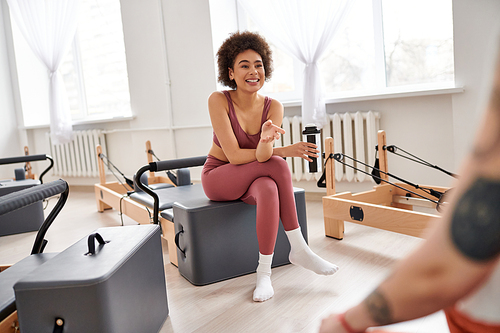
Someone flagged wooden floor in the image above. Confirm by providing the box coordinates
[0,187,450,333]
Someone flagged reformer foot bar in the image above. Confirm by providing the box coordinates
[322,130,450,239]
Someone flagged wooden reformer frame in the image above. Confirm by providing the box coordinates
[94,141,179,266]
[322,130,449,239]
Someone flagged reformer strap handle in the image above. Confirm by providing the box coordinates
[174,229,186,257]
[86,233,108,256]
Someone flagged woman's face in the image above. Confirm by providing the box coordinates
[228,49,265,92]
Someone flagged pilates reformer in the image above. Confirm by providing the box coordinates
[133,157,308,285]
[96,145,309,273]
[94,141,192,266]
[0,152,53,184]
[322,130,452,239]
[0,179,69,333]
[0,180,169,332]
[94,140,183,221]
[0,153,54,237]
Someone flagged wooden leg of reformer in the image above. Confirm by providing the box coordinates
[324,217,344,240]
[0,311,18,333]
[95,145,113,212]
[160,217,178,267]
[323,137,344,239]
[94,186,112,212]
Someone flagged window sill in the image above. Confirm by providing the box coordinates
[282,85,464,107]
[20,114,135,130]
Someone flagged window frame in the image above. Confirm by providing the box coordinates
[223,0,458,104]
[7,0,133,129]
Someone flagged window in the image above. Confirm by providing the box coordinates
[239,13,303,101]
[11,0,131,127]
[380,0,454,88]
[210,0,455,102]
[61,0,131,121]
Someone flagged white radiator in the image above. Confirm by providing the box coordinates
[278,112,380,182]
[47,130,106,177]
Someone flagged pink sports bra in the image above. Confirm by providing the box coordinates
[213,91,272,149]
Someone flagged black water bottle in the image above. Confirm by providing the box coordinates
[302,124,321,173]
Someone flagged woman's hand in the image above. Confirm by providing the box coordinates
[283,141,320,162]
[260,119,285,144]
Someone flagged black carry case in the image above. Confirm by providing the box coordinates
[14,224,168,333]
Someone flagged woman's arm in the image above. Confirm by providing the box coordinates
[329,172,500,332]
[320,171,500,332]
[263,99,320,162]
[209,93,320,164]
[256,119,285,162]
[319,62,500,332]
[273,142,320,162]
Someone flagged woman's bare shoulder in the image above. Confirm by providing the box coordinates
[208,90,229,104]
[268,97,284,117]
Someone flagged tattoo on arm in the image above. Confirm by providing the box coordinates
[450,177,500,261]
[364,288,393,325]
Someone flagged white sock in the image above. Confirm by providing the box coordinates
[286,227,339,275]
[253,253,274,302]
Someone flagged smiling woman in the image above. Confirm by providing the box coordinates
[228,50,266,95]
[202,31,339,303]
[216,32,274,90]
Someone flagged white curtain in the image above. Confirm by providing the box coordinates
[237,0,353,129]
[7,0,79,145]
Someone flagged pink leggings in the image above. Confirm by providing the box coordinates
[201,155,300,255]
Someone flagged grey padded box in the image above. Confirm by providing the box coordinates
[0,179,44,236]
[14,224,168,333]
[0,253,57,322]
[169,187,307,286]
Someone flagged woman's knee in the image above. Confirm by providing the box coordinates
[241,177,278,205]
[252,177,278,197]
[266,156,292,176]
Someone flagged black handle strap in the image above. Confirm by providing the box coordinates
[86,233,108,256]
[174,229,186,257]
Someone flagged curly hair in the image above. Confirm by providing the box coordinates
[216,31,273,89]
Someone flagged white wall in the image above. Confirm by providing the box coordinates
[0,1,22,178]
[451,0,500,166]
[1,0,499,194]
